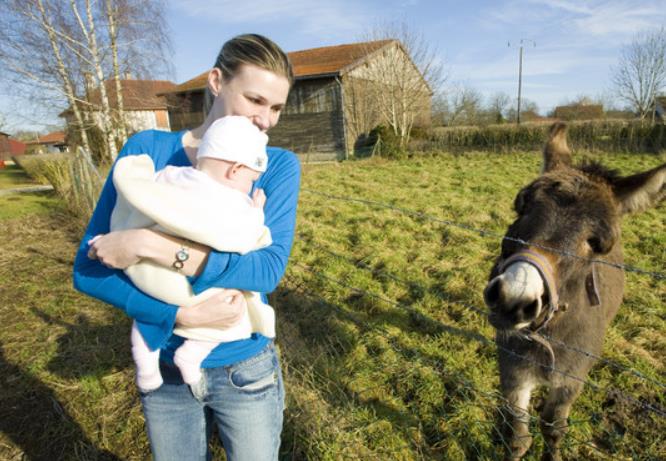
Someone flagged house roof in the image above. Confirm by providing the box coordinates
[26,131,66,145]
[161,40,395,95]
[86,79,176,110]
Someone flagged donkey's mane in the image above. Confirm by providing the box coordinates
[577,160,620,183]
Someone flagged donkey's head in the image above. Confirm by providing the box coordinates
[484,122,665,331]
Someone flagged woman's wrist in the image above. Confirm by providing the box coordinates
[175,307,191,327]
[133,228,209,276]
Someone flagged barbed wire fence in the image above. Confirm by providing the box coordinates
[275,187,665,459]
[277,267,639,460]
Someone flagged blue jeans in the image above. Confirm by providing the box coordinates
[140,342,284,461]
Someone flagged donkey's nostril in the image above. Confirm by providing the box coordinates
[522,299,539,319]
[484,279,501,307]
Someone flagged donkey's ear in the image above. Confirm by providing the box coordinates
[542,122,572,173]
[612,164,666,215]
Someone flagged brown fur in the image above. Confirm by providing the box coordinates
[485,123,665,461]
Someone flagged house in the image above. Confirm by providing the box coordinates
[25,131,68,154]
[0,131,26,160]
[61,79,177,134]
[161,40,432,159]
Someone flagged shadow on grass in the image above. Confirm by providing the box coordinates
[273,282,499,458]
[0,341,122,460]
[32,308,132,380]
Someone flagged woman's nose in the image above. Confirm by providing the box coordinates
[251,108,271,132]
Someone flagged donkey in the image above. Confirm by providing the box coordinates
[483,122,665,461]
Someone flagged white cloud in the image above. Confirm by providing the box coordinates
[528,0,665,38]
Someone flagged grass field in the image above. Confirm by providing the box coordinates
[0,163,40,189]
[0,150,664,460]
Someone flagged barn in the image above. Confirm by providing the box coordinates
[162,40,432,160]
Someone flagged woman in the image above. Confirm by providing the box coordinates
[73,34,299,461]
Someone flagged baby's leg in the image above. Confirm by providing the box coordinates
[173,339,219,386]
[131,321,163,391]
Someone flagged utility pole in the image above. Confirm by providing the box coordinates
[508,39,536,124]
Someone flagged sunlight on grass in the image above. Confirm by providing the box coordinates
[276,150,665,460]
[1,150,663,459]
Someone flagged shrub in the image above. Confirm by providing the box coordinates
[369,125,408,159]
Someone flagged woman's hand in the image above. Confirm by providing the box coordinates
[175,289,247,329]
[251,188,266,208]
[87,229,148,269]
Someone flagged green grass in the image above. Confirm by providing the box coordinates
[0,150,663,460]
[276,150,666,460]
[0,163,39,189]
[0,191,61,220]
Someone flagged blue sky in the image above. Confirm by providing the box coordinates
[3,0,666,132]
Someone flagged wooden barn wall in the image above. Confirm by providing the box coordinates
[166,92,205,132]
[269,111,344,155]
[271,77,345,155]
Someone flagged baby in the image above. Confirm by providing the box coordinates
[109,116,275,391]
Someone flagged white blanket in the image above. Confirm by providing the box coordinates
[110,154,275,342]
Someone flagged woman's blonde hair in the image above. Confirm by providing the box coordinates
[204,34,294,115]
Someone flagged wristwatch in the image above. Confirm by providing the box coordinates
[172,245,189,271]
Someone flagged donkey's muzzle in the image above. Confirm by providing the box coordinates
[484,260,546,330]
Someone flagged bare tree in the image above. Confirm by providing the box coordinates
[487,91,512,124]
[506,98,539,122]
[342,22,445,154]
[444,84,483,126]
[0,0,171,163]
[612,27,666,120]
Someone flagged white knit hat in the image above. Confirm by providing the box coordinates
[196,116,268,172]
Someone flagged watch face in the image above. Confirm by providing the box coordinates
[176,249,189,262]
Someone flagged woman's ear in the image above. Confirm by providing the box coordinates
[208,68,223,97]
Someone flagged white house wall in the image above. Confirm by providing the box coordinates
[88,110,169,133]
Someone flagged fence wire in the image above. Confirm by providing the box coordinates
[295,235,666,390]
[301,188,666,281]
[277,272,635,460]
[291,261,666,419]
[286,185,664,458]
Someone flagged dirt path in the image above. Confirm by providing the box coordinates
[0,184,54,196]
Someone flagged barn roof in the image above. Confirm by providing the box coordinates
[25,131,66,145]
[161,40,396,95]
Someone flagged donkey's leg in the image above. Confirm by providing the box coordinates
[500,377,536,460]
[539,382,583,461]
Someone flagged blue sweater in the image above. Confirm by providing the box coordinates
[73,130,301,367]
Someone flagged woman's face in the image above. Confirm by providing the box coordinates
[209,63,290,133]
